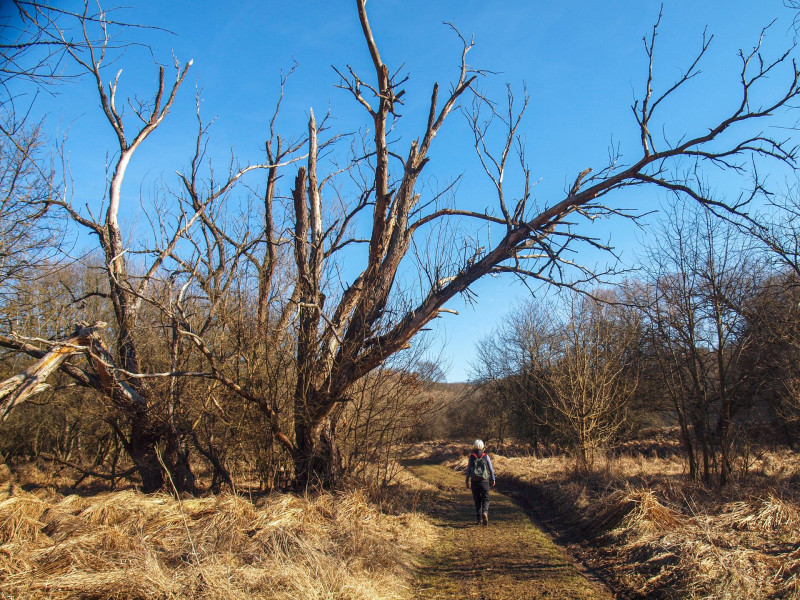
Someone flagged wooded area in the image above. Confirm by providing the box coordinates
[469,203,800,486]
[2,0,800,496]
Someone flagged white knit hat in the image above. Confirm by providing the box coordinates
[473,439,484,451]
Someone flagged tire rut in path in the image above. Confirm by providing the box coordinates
[405,459,615,600]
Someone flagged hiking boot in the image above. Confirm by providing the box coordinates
[482,513,489,526]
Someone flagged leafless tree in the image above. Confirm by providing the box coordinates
[470,308,556,450]
[482,293,639,469]
[634,203,763,484]
[0,115,61,301]
[735,271,800,445]
[0,2,208,492]
[472,290,641,469]
[549,293,641,470]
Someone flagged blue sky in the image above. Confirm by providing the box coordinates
[3,1,798,381]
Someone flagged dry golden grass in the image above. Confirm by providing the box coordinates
[0,480,436,600]
[521,454,799,599]
[414,438,800,600]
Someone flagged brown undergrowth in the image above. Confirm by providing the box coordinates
[0,468,436,600]
[411,438,800,600]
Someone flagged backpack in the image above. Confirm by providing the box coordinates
[472,452,490,481]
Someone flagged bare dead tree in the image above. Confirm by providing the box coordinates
[0,1,157,285]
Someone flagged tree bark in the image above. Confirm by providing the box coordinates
[126,409,164,493]
[293,401,343,489]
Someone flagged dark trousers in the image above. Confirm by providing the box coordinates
[471,479,490,518]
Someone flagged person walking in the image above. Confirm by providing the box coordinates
[465,439,496,525]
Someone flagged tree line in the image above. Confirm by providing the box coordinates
[469,200,800,485]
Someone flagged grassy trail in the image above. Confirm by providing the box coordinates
[405,459,614,600]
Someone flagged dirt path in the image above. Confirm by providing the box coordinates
[405,459,614,600]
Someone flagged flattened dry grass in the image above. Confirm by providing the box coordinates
[0,484,435,600]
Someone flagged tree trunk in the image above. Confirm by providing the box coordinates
[127,412,164,493]
[719,395,733,486]
[293,409,343,490]
[163,430,195,494]
[676,413,698,480]
[696,408,712,484]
